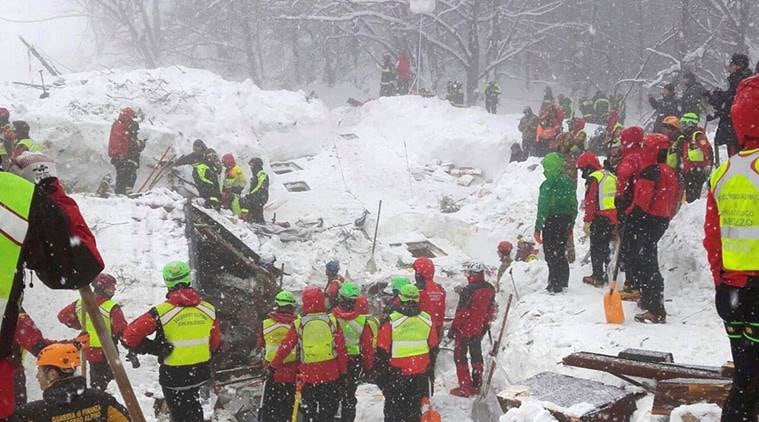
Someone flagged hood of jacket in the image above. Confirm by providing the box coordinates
[166,287,202,306]
[332,306,360,321]
[268,309,296,324]
[412,257,435,283]
[43,376,86,406]
[302,286,326,314]
[541,152,565,178]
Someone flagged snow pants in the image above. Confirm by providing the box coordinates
[112,158,138,195]
[89,361,114,391]
[543,214,573,292]
[590,216,615,282]
[619,218,640,291]
[715,281,759,421]
[628,213,669,316]
[260,377,295,422]
[383,374,426,422]
[162,385,203,422]
[683,169,707,203]
[454,335,484,388]
[338,358,362,422]
[485,97,498,114]
[301,381,340,422]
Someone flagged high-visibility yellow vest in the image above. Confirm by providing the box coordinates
[365,315,379,348]
[0,173,34,328]
[262,317,297,364]
[389,311,432,359]
[250,170,267,194]
[16,139,41,153]
[295,313,337,364]
[590,170,618,211]
[76,299,117,348]
[710,149,759,271]
[335,314,367,357]
[687,131,706,162]
[223,165,247,191]
[155,301,216,366]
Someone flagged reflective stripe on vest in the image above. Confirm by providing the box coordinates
[0,173,34,325]
[389,311,432,359]
[76,299,116,348]
[366,315,379,348]
[262,318,297,364]
[336,315,366,357]
[155,301,216,366]
[710,150,759,271]
[295,313,337,364]
[590,170,617,211]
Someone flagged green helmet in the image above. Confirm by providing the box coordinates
[162,261,191,288]
[681,112,699,127]
[275,290,296,307]
[399,284,420,303]
[339,281,360,300]
[391,276,410,294]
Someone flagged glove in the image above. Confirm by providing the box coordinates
[75,333,90,349]
[126,351,141,369]
[534,230,543,244]
[583,222,591,237]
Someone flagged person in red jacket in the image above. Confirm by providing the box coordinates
[613,126,645,300]
[448,262,496,397]
[107,107,144,195]
[57,273,127,391]
[412,257,446,393]
[396,49,412,95]
[0,168,104,419]
[11,309,56,406]
[324,260,345,309]
[258,291,298,422]
[703,74,759,421]
[331,282,374,422]
[626,134,679,323]
[376,284,438,422]
[271,286,348,421]
[578,152,618,287]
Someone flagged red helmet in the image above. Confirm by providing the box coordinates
[355,295,369,314]
[119,107,135,121]
[571,117,586,132]
[732,74,759,146]
[644,132,671,152]
[576,151,602,171]
[497,241,513,254]
[301,285,325,314]
[0,107,9,122]
[222,153,235,169]
[412,257,435,282]
[93,273,117,292]
[620,126,644,149]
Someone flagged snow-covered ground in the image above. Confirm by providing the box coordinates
[7,67,729,421]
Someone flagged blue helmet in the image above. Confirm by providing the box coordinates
[326,260,340,274]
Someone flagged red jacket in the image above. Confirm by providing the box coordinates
[271,313,349,385]
[583,176,618,224]
[12,312,54,367]
[324,275,345,306]
[615,149,641,212]
[396,50,412,81]
[121,288,222,353]
[703,145,759,288]
[418,279,446,333]
[257,309,298,384]
[332,307,374,371]
[58,295,128,363]
[678,128,714,172]
[376,305,439,376]
[451,280,495,338]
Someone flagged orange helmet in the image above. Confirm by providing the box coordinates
[662,116,680,128]
[37,343,80,370]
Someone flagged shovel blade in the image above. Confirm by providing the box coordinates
[471,390,503,422]
[365,258,378,274]
[604,285,625,324]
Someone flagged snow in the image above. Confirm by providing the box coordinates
[670,403,723,421]
[9,67,731,420]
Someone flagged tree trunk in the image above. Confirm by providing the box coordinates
[152,0,161,53]
[466,0,480,106]
[735,0,749,53]
[238,0,261,84]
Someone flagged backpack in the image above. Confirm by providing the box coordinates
[108,121,129,159]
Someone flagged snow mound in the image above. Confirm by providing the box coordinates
[670,403,722,421]
[500,401,558,422]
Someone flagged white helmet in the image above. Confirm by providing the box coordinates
[463,261,486,273]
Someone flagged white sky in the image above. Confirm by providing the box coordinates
[1,0,93,82]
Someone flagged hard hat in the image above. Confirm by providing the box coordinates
[92,273,117,292]
[339,281,360,300]
[275,290,296,307]
[37,343,80,370]
[680,112,699,127]
[162,261,192,288]
[464,261,486,273]
[325,260,340,274]
[399,284,420,303]
[497,241,513,254]
[662,116,681,128]
[391,276,410,293]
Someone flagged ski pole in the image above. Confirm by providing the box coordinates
[508,268,520,301]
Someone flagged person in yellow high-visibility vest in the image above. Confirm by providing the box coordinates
[241,157,269,224]
[121,261,221,422]
[704,74,759,421]
[57,273,128,391]
[258,290,298,422]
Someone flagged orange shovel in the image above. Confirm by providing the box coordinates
[603,235,625,324]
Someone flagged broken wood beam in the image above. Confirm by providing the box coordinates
[651,378,730,416]
[18,36,60,76]
[563,352,724,381]
[618,348,673,364]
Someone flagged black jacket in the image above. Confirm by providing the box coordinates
[681,81,706,116]
[711,68,753,146]
[649,94,681,132]
[11,377,130,421]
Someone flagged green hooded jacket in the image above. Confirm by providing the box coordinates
[535,153,578,231]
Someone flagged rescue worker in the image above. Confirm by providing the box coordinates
[12,343,130,421]
[121,261,222,422]
[11,121,42,158]
[241,157,268,224]
[270,286,348,422]
[448,262,495,397]
[220,153,247,215]
[496,241,514,291]
[0,161,104,419]
[675,112,714,203]
[557,94,574,121]
[395,49,412,95]
[57,273,127,391]
[258,291,298,422]
[577,151,618,287]
[380,52,396,97]
[707,54,753,158]
[12,309,55,406]
[629,134,679,323]
[555,117,587,180]
[107,108,144,195]
[356,295,378,349]
[192,148,222,209]
[376,284,438,422]
[324,260,345,309]
[580,97,595,122]
[660,116,681,143]
[592,91,610,124]
[0,107,10,168]
[331,282,374,422]
[484,81,502,114]
[173,139,208,168]
[704,74,759,421]
[680,70,706,116]
[381,276,410,322]
[534,153,578,293]
[447,81,465,107]
[412,257,446,392]
[649,83,681,134]
[518,107,540,157]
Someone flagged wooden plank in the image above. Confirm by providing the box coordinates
[618,348,673,364]
[563,352,723,381]
[651,378,730,416]
[721,361,734,378]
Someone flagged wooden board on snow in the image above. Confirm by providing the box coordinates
[563,351,724,381]
[651,378,730,416]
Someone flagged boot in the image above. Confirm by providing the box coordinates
[634,310,666,324]
[471,362,484,391]
[582,276,605,287]
[450,365,477,397]
[619,289,641,301]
